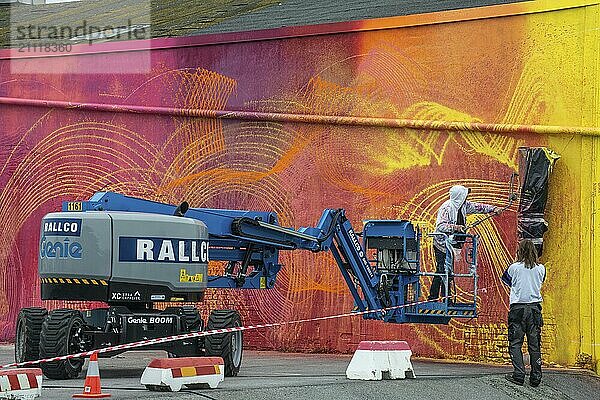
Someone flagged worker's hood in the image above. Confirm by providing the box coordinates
[449,185,469,210]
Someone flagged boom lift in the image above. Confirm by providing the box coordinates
[16,192,480,379]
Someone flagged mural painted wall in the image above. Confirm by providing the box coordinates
[0,0,599,370]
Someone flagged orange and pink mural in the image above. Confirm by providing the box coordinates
[0,0,599,370]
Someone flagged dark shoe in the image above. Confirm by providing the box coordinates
[505,374,524,386]
[530,380,541,387]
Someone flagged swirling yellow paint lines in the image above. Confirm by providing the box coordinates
[352,43,427,106]
[173,69,237,163]
[396,59,522,171]
[0,109,53,179]
[390,179,516,346]
[285,253,349,295]
[296,48,523,176]
[501,14,581,128]
[250,82,443,209]
[157,115,351,327]
[30,125,163,190]
[295,80,404,194]
[458,131,523,170]
[299,76,368,116]
[215,123,296,171]
[398,102,468,164]
[0,122,163,318]
[291,79,450,200]
[161,121,300,199]
[120,67,237,185]
[402,101,523,170]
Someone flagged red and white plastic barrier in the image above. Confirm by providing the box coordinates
[346,341,415,380]
[141,357,224,391]
[0,368,42,399]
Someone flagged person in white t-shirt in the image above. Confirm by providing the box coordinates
[501,239,546,387]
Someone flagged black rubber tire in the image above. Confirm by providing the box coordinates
[204,310,242,377]
[164,307,205,358]
[183,306,205,355]
[39,309,85,380]
[182,306,203,331]
[15,307,47,363]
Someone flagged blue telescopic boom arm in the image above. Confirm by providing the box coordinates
[68,192,384,313]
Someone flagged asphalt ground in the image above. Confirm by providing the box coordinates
[0,345,598,399]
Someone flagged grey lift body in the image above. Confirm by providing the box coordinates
[39,212,209,302]
[17,211,242,381]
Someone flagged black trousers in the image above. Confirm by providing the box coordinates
[508,303,543,384]
[428,246,453,300]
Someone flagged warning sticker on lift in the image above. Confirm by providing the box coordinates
[179,269,203,283]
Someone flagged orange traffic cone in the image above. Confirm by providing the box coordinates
[72,352,111,398]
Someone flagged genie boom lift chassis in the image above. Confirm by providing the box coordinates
[15,192,480,380]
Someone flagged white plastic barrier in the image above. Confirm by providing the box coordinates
[346,341,415,380]
[141,357,224,392]
[0,368,42,399]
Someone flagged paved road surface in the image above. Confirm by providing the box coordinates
[1,346,598,399]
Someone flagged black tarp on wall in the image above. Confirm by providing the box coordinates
[517,147,560,256]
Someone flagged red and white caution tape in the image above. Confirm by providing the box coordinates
[0,291,484,370]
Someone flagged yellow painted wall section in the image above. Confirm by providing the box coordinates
[588,5,600,374]
[544,3,600,370]
[594,137,600,372]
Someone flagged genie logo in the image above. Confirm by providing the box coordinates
[40,236,83,259]
[119,237,209,263]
